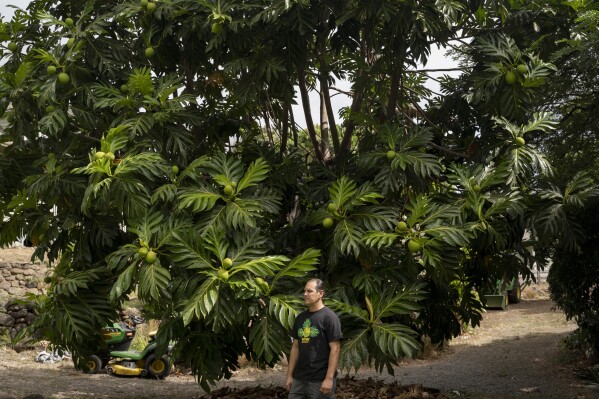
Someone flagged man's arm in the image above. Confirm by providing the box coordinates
[285,339,299,391]
[320,339,341,394]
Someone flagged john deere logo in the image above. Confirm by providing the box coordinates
[298,319,319,343]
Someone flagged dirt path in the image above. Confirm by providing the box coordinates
[382,299,596,399]
[1,292,598,398]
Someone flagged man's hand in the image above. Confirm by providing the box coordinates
[285,375,293,391]
[320,376,334,394]
[286,339,299,392]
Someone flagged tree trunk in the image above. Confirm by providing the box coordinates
[263,108,273,143]
[297,65,324,161]
[340,37,367,154]
[317,30,340,157]
[290,109,298,147]
[320,88,331,161]
[280,101,290,155]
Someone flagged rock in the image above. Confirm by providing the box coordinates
[22,394,45,399]
[5,300,18,309]
[0,313,15,327]
[9,309,28,319]
[25,312,36,324]
[7,287,25,296]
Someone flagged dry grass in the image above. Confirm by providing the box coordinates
[130,319,161,351]
[521,282,551,300]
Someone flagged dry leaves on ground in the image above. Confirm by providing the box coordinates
[196,376,448,399]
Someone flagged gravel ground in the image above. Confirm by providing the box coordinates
[384,299,595,399]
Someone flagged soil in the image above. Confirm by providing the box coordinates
[1,247,598,398]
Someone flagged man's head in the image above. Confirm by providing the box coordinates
[303,278,325,310]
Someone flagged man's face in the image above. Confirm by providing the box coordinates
[303,281,323,306]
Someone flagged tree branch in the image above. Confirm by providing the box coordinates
[403,87,470,160]
[340,37,367,154]
[386,63,401,121]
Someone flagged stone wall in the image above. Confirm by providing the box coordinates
[0,247,48,302]
[0,300,37,339]
[0,248,47,341]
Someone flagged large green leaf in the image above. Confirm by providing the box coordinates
[138,261,171,301]
[178,186,222,213]
[109,263,137,302]
[232,256,288,277]
[225,199,262,229]
[272,248,320,285]
[182,278,220,326]
[372,323,421,358]
[337,328,369,372]
[268,295,304,330]
[236,157,270,192]
[328,176,357,207]
[168,231,215,270]
[248,314,288,363]
[127,211,164,243]
[334,219,364,257]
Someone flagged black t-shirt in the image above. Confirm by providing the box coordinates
[291,306,343,381]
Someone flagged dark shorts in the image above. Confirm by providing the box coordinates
[288,377,337,399]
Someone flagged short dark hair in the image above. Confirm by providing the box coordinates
[307,278,324,292]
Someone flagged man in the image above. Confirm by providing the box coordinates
[285,278,342,399]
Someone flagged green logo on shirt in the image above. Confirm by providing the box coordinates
[298,319,319,343]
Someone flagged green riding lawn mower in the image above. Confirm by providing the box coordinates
[78,315,173,379]
[483,276,522,310]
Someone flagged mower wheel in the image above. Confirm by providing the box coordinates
[145,353,171,379]
[83,355,102,374]
[508,283,521,304]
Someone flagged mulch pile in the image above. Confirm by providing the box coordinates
[196,376,448,398]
